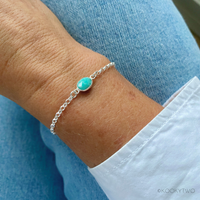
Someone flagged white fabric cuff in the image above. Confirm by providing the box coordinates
[89,76,200,200]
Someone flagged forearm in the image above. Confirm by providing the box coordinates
[2,50,162,168]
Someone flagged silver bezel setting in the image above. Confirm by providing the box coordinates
[78,78,93,92]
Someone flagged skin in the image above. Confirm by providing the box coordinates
[0,0,163,168]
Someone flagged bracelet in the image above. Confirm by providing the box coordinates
[50,62,115,135]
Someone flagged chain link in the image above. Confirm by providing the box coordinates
[50,62,115,135]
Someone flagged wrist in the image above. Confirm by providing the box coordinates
[18,47,110,128]
[47,57,163,167]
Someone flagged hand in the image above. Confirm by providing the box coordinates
[0,0,163,167]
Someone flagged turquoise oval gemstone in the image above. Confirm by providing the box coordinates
[77,77,93,91]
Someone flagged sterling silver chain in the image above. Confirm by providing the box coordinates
[50,62,115,135]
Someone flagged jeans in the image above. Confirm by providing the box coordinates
[0,0,200,199]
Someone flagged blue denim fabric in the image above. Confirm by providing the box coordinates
[0,98,66,200]
[0,0,200,199]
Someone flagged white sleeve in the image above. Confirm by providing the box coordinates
[88,76,200,200]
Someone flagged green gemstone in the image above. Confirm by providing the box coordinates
[77,77,93,91]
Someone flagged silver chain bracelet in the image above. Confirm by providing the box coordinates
[50,62,115,135]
